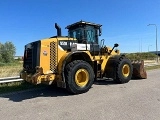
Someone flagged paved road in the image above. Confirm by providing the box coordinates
[0,69,160,120]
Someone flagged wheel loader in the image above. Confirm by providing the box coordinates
[20,20,147,94]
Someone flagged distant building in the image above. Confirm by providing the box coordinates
[14,56,23,60]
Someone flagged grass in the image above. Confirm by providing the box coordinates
[145,65,160,70]
[0,62,22,78]
[144,60,160,70]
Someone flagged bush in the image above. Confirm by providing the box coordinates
[0,41,16,63]
[124,52,157,60]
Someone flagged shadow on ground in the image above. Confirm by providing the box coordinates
[0,78,138,102]
[0,86,70,102]
[94,78,116,85]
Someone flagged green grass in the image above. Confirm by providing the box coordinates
[125,52,158,60]
[145,65,160,70]
[0,62,22,78]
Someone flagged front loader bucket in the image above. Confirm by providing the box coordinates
[131,60,147,79]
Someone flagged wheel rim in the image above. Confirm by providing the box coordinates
[122,64,130,77]
[75,69,89,87]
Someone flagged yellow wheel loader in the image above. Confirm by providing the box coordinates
[20,21,147,94]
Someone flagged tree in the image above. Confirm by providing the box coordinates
[0,41,16,63]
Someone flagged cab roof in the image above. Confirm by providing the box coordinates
[66,20,102,29]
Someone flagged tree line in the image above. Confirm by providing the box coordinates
[0,41,16,63]
[125,52,157,60]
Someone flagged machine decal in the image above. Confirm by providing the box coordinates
[60,41,67,46]
[43,50,48,56]
[59,40,77,50]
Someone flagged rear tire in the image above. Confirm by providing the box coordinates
[114,56,133,84]
[65,60,94,94]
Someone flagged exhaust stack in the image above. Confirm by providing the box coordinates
[55,23,61,36]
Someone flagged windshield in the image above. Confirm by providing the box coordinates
[68,26,98,44]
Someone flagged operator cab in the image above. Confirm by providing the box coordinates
[66,20,102,44]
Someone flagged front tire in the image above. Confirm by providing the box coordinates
[65,60,94,94]
[114,56,133,84]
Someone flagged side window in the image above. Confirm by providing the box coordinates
[69,29,81,39]
[72,31,76,39]
[69,31,73,38]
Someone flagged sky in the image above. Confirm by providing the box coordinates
[0,0,160,56]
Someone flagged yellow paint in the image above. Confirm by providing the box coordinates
[40,37,77,74]
[37,74,55,81]
[48,74,56,81]
[21,35,121,84]
[75,69,89,87]
[122,64,130,77]
[40,38,53,74]
[82,51,112,75]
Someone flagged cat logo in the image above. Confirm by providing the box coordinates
[43,50,48,56]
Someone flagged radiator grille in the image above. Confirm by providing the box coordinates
[50,42,57,73]
[23,41,40,73]
[24,48,33,70]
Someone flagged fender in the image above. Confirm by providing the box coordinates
[57,51,93,88]
[104,55,125,79]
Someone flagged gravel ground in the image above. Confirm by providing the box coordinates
[0,69,160,120]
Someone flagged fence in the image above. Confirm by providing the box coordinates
[0,76,23,84]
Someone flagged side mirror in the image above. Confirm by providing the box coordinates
[99,28,102,36]
[114,43,119,47]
